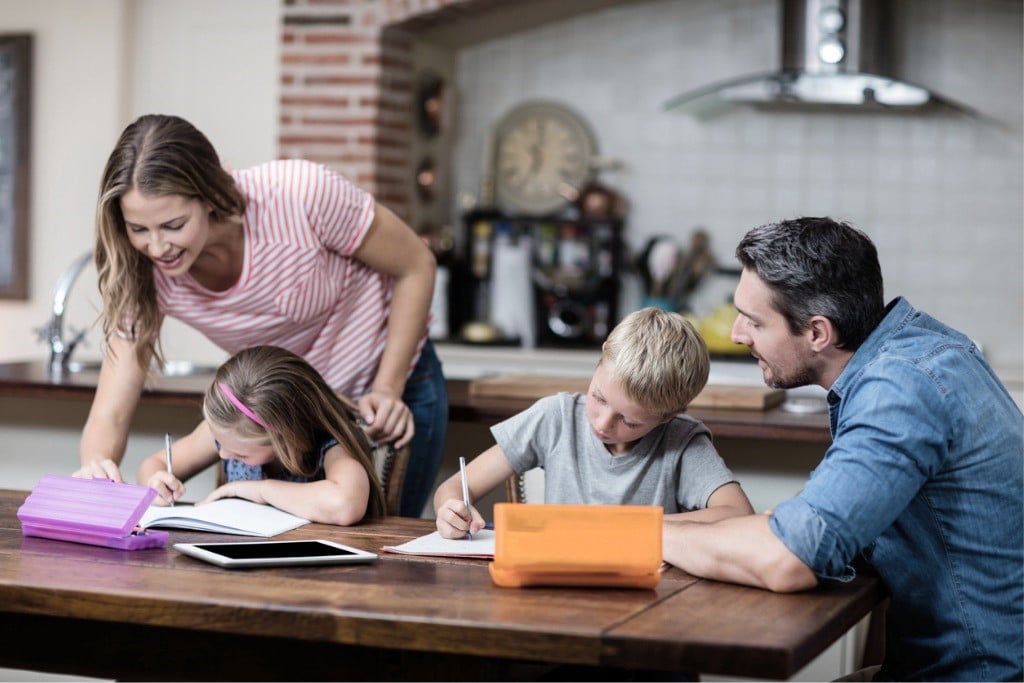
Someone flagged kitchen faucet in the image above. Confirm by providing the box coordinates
[37,250,93,375]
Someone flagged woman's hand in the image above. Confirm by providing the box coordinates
[358,389,414,448]
[72,458,124,482]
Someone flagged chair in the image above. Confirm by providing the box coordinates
[372,441,410,516]
[504,468,545,504]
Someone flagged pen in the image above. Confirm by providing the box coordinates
[459,456,472,540]
[164,432,174,507]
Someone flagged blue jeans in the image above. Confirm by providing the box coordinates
[399,341,448,517]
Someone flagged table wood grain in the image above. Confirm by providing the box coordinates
[0,488,883,680]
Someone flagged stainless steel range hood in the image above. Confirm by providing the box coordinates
[665,0,977,117]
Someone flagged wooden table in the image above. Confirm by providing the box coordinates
[0,489,884,681]
[0,361,832,443]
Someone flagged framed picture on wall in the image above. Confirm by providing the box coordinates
[0,34,31,300]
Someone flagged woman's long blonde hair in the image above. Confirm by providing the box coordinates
[203,345,387,521]
[95,114,246,370]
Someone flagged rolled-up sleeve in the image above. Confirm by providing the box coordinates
[769,497,857,582]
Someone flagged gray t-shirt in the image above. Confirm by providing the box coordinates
[490,392,736,513]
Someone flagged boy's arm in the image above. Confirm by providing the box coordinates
[434,444,515,538]
[664,482,754,523]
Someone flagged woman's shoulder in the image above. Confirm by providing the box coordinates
[233,158,330,186]
[235,159,368,207]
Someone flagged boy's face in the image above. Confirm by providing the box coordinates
[585,362,668,455]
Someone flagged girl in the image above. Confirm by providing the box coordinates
[76,114,446,517]
[139,346,386,525]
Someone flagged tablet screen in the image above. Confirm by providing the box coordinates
[174,539,378,568]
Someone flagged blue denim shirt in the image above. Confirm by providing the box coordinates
[769,297,1023,681]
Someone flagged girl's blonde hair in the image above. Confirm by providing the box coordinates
[95,114,246,370]
[202,345,386,521]
[600,307,710,416]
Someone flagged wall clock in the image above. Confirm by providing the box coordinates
[491,101,597,215]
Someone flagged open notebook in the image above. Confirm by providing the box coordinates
[139,498,310,538]
[382,530,495,559]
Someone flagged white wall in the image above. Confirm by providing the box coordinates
[451,0,1024,380]
[0,0,280,368]
[0,5,278,680]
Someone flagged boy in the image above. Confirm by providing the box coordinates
[435,307,753,539]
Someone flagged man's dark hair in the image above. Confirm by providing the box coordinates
[735,217,885,350]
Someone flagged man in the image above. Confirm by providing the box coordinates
[663,217,1023,681]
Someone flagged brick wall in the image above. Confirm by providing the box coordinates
[279,0,469,222]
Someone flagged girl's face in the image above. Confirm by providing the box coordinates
[584,362,666,455]
[210,427,277,467]
[120,189,212,276]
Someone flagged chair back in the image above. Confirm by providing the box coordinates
[504,468,545,504]
[372,442,411,516]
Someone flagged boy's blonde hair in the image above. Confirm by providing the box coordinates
[203,345,386,520]
[600,307,710,416]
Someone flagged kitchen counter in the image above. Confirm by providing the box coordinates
[0,356,831,443]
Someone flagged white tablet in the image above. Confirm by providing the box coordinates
[174,539,378,568]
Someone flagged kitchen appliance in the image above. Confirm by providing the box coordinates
[452,209,622,348]
[665,0,978,117]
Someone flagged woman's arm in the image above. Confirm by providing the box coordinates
[433,445,515,539]
[664,482,755,523]
[200,444,372,526]
[76,334,151,481]
[352,202,436,448]
[138,420,221,505]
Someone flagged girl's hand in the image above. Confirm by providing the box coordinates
[200,480,266,506]
[73,458,124,482]
[358,390,414,448]
[146,470,184,506]
[435,498,485,539]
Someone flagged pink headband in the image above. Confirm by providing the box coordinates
[219,383,271,430]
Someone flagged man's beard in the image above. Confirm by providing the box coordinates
[763,362,816,390]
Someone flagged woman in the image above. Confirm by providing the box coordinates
[75,114,447,517]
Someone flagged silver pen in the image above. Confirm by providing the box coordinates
[164,432,175,507]
[459,456,472,540]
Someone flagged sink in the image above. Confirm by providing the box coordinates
[64,359,218,377]
[161,360,218,377]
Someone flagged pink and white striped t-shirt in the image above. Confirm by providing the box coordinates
[153,159,425,399]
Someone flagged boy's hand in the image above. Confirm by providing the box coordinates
[435,498,485,539]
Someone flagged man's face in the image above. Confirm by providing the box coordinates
[730,268,817,389]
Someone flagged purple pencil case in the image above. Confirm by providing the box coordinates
[17,475,169,550]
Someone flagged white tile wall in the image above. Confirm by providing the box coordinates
[451,0,1023,380]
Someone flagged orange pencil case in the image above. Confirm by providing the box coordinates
[488,503,663,589]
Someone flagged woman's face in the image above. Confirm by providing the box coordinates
[120,189,212,276]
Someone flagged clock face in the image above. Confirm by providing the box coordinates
[492,102,597,215]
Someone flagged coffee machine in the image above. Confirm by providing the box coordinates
[452,210,623,348]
